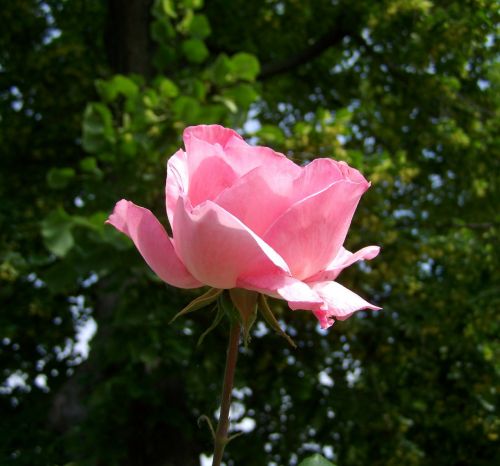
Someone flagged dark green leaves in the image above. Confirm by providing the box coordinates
[41,208,75,257]
[208,53,261,85]
[82,103,115,153]
[182,38,209,63]
[231,52,260,81]
[46,167,75,189]
[96,75,139,102]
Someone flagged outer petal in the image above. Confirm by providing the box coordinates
[106,200,202,289]
[306,245,381,282]
[165,149,189,226]
[309,281,381,329]
[263,178,370,280]
[238,274,323,309]
[173,197,290,289]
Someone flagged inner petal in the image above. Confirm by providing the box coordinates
[213,158,353,235]
[188,155,238,207]
[213,166,296,235]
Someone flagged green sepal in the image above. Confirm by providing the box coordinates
[197,304,224,346]
[229,289,258,348]
[169,287,222,323]
[258,294,297,348]
[242,308,257,348]
[217,291,241,325]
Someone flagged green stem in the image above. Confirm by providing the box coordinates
[211,321,241,466]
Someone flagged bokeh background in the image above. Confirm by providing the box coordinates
[1,1,498,465]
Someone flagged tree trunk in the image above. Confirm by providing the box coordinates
[105,0,154,77]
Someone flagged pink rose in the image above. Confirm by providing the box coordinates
[107,125,380,328]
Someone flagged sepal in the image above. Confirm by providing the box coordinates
[229,289,258,347]
[258,294,296,348]
[197,304,225,346]
[169,287,223,323]
[217,291,241,325]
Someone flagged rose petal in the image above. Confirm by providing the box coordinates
[184,124,299,179]
[224,141,300,178]
[238,274,323,309]
[183,126,242,206]
[213,166,296,236]
[106,200,202,289]
[263,178,370,280]
[165,149,189,226]
[306,245,381,282]
[309,280,381,329]
[213,158,349,236]
[188,152,238,207]
[183,124,244,152]
[173,197,290,289]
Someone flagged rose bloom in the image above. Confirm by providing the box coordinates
[107,125,380,328]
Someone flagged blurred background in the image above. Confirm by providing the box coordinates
[0,1,498,465]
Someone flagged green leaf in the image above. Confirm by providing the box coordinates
[156,77,179,98]
[119,133,138,158]
[198,103,226,124]
[222,84,259,111]
[41,209,75,257]
[231,52,260,81]
[46,167,76,189]
[188,14,211,39]
[185,78,206,101]
[298,454,337,466]
[258,124,285,144]
[79,157,97,173]
[209,54,234,85]
[151,19,176,44]
[213,95,238,113]
[183,0,204,9]
[161,0,177,18]
[79,157,103,177]
[82,103,115,153]
[172,96,201,123]
[96,75,139,102]
[182,38,209,63]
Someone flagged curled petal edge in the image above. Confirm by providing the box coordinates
[309,280,381,329]
[306,245,381,282]
[239,274,380,330]
[106,199,202,289]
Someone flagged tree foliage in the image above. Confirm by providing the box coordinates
[1,0,498,465]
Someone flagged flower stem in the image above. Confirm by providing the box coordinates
[212,321,241,466]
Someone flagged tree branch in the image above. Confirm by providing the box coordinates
[259,25,349,80]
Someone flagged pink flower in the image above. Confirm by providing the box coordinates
[107,125,380,329]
